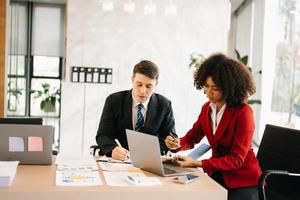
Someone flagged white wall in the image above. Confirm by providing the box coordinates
[60,0,231,156]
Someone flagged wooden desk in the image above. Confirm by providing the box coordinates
[1,163,227,200]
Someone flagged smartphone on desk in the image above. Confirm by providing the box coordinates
[172,174,200,184]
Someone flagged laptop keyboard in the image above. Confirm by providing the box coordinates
[163,166,177,174]
[163,163,193,175]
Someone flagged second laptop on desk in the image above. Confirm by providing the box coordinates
[126,129,195,177]
[0,124,54,165]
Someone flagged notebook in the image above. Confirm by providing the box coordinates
[126,129,194,177]
[187,143,211,160]
[0,124,54,165]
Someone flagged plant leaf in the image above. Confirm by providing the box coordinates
[241,56,248,66]
[50,96,56,105]
[40,100,46,110]
[248,99,261,105]
[235,49,241,60]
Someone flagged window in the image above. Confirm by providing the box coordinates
[271,0,300,129]
[7,1,65,150]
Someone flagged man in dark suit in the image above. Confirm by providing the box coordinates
[96,60,175,160]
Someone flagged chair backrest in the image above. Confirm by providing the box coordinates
[257,124,300,200]
[0,117,43,125]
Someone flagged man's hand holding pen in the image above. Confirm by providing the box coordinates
[112,139,129,161]
[165,132,181,150]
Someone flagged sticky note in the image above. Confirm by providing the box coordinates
[9,137,25,152]
[28,136,43,152]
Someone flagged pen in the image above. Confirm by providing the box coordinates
[115,139,123,147]
[114,139,130,160]
[127,175,141,184]
[96,159,131,164]
[169,132,178,139]
[169,132,181,150]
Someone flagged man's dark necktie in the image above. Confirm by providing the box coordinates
[135,104,144,131]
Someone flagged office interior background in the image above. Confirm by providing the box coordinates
[0,0,299,156]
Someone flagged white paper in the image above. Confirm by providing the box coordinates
[93,72,99,83]
[86,73,92,82]
[102,171,146,187]
[102,171,162,187]
[125,175,162,186]
[55,155,102,186]
[0,161,19,187]
[98,161,140,171]
[56,170,102,186]
[57,164,98,171]
[97,155,131,164]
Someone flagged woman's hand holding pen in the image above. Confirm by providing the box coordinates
[165,132,181,150]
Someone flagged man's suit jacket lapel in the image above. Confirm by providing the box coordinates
[122,91,133,129]
[142,94,158,132]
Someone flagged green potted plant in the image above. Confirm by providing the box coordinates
[7,81,23,111]
[189,53,205,69]
[234,49,248,66]
[31,83,60,113]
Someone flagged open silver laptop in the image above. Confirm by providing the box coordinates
[0,124,54,165]
[126,129,194,177]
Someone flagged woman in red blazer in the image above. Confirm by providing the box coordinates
[166,53,261,200]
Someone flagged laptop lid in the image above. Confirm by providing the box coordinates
[0,117,43,125]
[126,129,193,177]
[0,124,54,165]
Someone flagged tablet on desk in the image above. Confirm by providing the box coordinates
[187,143,211,160]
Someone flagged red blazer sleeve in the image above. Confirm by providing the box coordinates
[178,104,208,151]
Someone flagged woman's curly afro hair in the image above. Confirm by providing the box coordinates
[194,53,256,107]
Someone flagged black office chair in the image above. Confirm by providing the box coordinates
[0,117,58,155]
[256,124,300,200]
[90,145,104,156]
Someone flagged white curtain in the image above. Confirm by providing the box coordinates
[31,3,65,57]
[9,2,27,55]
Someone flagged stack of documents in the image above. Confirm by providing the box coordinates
[0,161,19,187]
[55,155,102,186]
[97,156,162,187]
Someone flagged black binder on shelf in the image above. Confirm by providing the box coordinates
[71,67,79,82]
[106,68,112,83]
[85,68,93,83]
[79,67,85,82]
[93,68,99,83]
[71,66,112,84]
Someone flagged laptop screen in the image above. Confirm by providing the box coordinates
[126,129,194,176]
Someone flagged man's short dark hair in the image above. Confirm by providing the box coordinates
[133,60,159,80]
